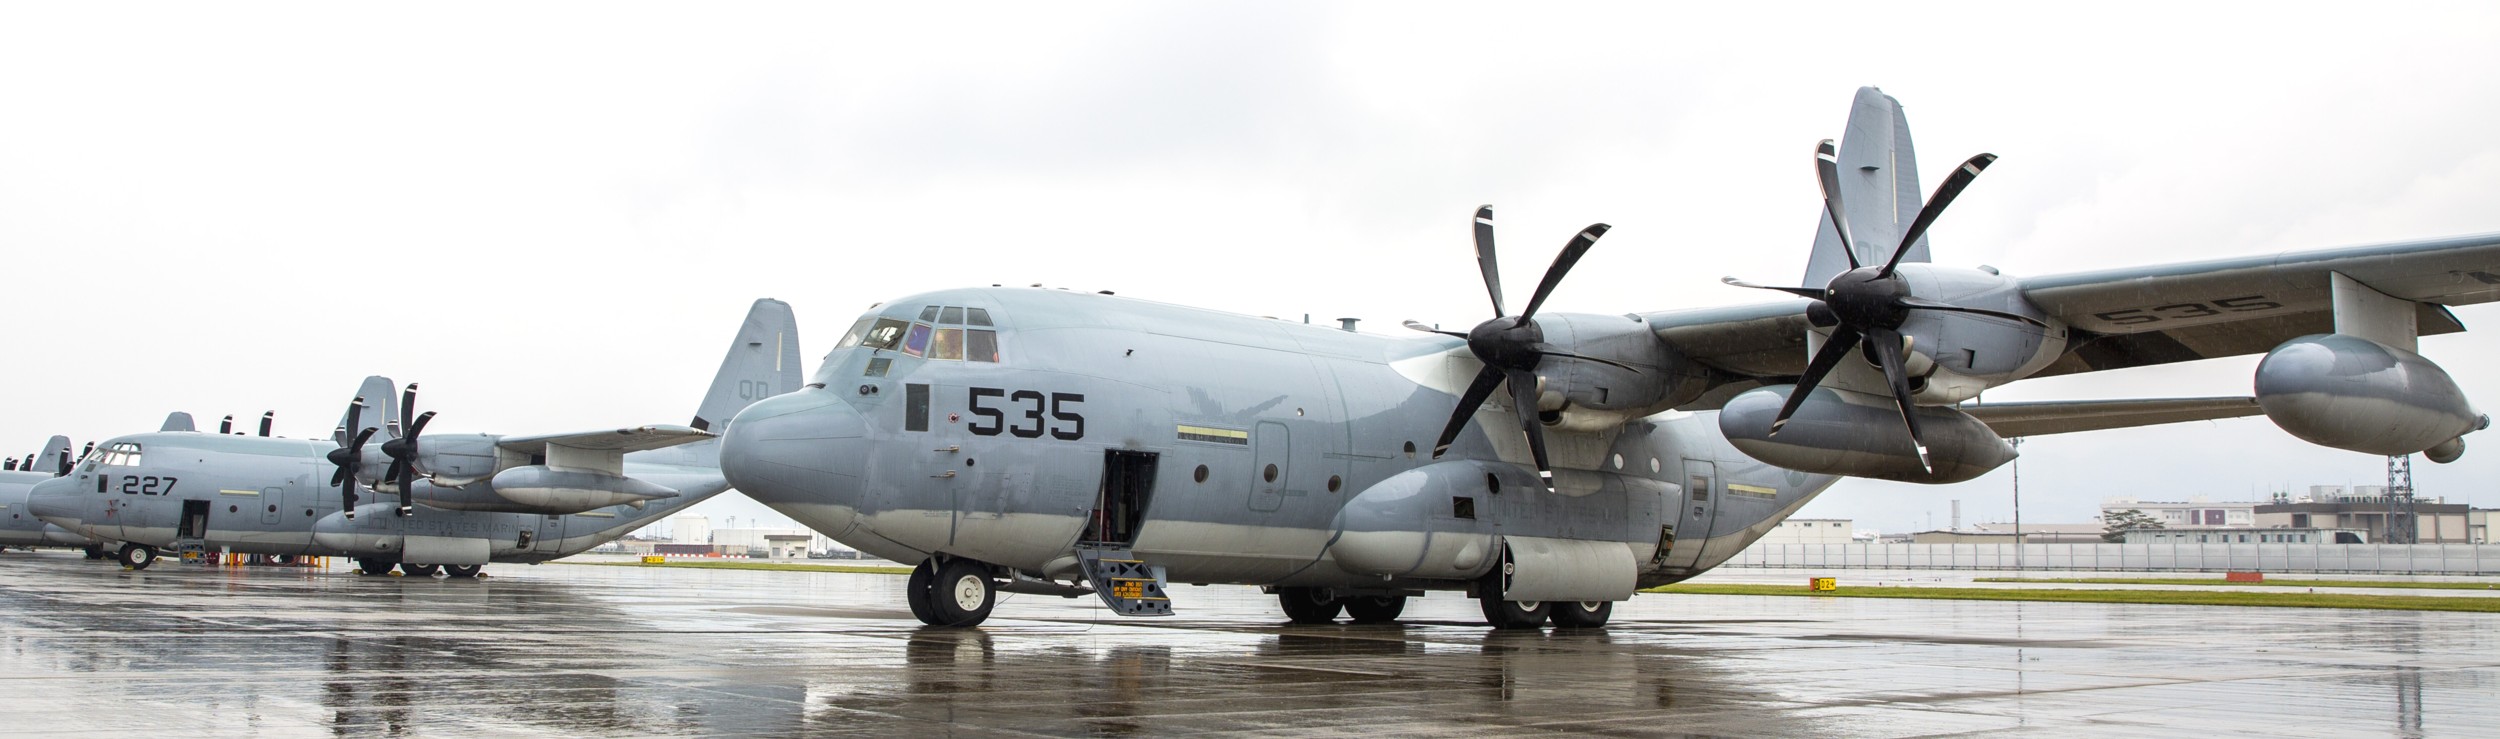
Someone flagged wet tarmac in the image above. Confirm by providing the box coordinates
[2,552,2493,737]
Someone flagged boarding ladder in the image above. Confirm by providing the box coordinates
[1075,547,1173,617]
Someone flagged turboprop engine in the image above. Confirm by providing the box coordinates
[2255,333,2485,463]
[1719,384,2015,484]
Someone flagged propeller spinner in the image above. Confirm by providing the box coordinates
[1722,140,2041,472]
[1409,206,1617,491]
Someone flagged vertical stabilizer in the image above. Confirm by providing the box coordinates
[1804,87,1931,284]
[160,412,196,433]
[334,376,398,445]
[34,435,72,476]
[691,298,804,436]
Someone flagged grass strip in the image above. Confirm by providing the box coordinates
[1973,577,2500,590]
[1645,583,2500,613]
[562,560,913,575]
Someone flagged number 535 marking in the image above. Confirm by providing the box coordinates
[966,388,1085,440]
[2093,295,2281,326]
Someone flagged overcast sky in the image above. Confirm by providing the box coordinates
[4,3,2497,536]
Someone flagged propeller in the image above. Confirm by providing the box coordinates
[55,447,69,477]
[1406,205,1614,491]
[258,411,274,437]
[327,398,376,520]
[219,415,234,434]
[1721,140,2034,472]
[378,383,435,517]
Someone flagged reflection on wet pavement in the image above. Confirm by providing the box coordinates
[1,552,2492,736]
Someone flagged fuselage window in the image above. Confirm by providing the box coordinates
[902,323,934,357]
[966,330,999,363]
[929,328,965,361]
[835,316,877,349]
[966,307,994,326]
[939,306,964,325]
[861,318,910,351]
[918,305,941,322]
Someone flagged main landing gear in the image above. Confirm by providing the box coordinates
[356,557,399,577]
[1476,569,1613,629]
[83,544,107,560]
[1275,587,1409,625]
[907,557,998,627]
[117,543,158,571]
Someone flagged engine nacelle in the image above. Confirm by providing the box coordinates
[488,465,677,514]
[412,433,510,486]
[1529,314,1712,432]
[1328,460,1514,581]
[1720,385,2015,484]
[2255,334,2484,460]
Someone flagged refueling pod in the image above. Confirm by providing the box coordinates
[2255,333,2484,462]
[1719,384,2015,484]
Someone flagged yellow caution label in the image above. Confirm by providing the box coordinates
[1809,577,1837,591]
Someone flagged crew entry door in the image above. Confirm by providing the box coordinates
[1674,460,1719,570]
[1088,450,1158,546]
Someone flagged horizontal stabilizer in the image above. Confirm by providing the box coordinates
[496,425,715,455]
[1962,396,2261,438]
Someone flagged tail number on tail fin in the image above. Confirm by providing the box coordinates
[966,388,1086,440]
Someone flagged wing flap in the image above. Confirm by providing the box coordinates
[1963,396,2262,438]
[495,425,714,455]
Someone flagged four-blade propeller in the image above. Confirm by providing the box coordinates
[1721,140,2037,472]
[378,383,434,517]
[1409,205,1615,491]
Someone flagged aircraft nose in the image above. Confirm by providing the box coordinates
[719,388,866,508]
[28,476,81,526]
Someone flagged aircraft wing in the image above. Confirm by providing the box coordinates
[1959,397,2261,438]
[2021,233,2500,376]
[495,425,715,455]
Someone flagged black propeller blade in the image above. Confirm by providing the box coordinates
[258,411,274,437]
[1722,143,2011,473]
[55,447,70,477]
[327,399,374,519]
[379,383,433,517]
[1425,205,1612,491]
[219,415,234,434]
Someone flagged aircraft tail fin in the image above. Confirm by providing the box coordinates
[690,298,804,440]
[1803,86,1931,285]
[160,412,196,433]
[34,435,72,477]
[334,376,398,445]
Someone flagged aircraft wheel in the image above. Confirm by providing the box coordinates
[905,559,937,624]
[1344,595,1407,624]
[443,565,481,578]
[403,563,443,578]
[117,543,158,571]
[1550,600,1613,629]
[925,558,995,627]
[83,544,106,560]
[1276,587,1344,624]
[1478,595,1550,629]
[356,558,398,577]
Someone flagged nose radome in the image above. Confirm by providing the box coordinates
[28,477,80,525]
[719,388,864,507]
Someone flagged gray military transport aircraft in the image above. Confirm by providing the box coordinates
[719,87,2499,630]
[0,436,103,554]
[30,298,802,574]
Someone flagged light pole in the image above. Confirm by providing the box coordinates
[2010,436,2025,573]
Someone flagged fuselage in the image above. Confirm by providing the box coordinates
[29,432,728,564]
[0,470,97,548]
[723,287,1841,592]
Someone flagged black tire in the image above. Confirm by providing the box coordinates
[1344,595,1406,624]
[443,564,481,578]
[906,559,937,624]
[926,558,995,627]
[356,558,398,577]
[403,563,443,578]
[1277,587,1344,625]
[1478,595,1550,629]
[1550,600,1613,629]
[117,543,157,571]
[83,544,106,560]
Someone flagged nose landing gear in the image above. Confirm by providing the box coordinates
[117,543,158,571]
[908,557,998,627]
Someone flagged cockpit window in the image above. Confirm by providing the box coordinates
[835,316,877,349]
[902,323,933,357]
[966,307,994,327]
[860,318,910,350]
[929,328,964,360]
[99,442,142,467]
[966,329,999,362]
[938,306,964,325]
[918,305,941,322]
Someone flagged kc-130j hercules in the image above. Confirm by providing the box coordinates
[721,87,2498,628]
[30,299,802,573]
[0,436,101,554]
